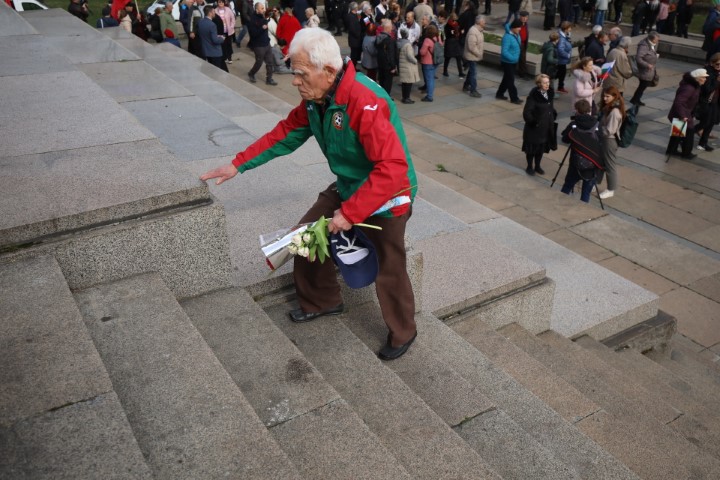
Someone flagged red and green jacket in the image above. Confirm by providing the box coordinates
[231,62,417,224]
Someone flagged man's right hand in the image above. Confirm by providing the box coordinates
[200,164,238,185]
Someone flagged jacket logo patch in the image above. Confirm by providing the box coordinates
[332,112,344,130]
[363,104,378,111]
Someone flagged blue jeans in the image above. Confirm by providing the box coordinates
[464,61,477,92]
[593,9,606,26]
[422,64,436,100]
[561,165,596,203]
[235,25,247,45]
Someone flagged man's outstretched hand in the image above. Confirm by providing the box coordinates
[200,164,238,185]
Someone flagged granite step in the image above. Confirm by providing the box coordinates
[263,302,501,479]
[500,323,720,479]
[649,335,720,393]
[575,335,720,460]
[616,347,720,415]
[416,314,637,479]
[180,287,411,479]
[0,255,151,479]
[73,273,300,480]
[450,317,602,425]
[342,304,578,479]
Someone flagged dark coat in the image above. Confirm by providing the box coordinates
[557,0,572,21]
[668,72,702,129]
[697,65,720,125]
[444,20,463,58]
[522,87,557,153]
[247,12,270,47]
[540,40,558,78]
[345,12,363,49]
[376,31,398,71]
[561,113,603,180]
[585,36,606,66]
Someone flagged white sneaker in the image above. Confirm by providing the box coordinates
[599,190,615,199]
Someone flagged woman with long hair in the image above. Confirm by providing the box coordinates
[419,24,441,102]
[598,86,626,199]
[571,56,602,114]
[522,74,557,175]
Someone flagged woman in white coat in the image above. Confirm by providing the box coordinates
[571,56,602,113]
[398,28,422,104]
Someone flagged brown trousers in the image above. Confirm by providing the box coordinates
[293,184,416,346]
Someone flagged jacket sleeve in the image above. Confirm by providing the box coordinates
[522,94,537,124]
[209,22,224,45]
[231,103,313,172]
[340,98,412,223]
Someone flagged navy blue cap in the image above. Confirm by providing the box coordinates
[330,227,378,289]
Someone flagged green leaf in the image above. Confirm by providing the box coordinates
[309,244,317,262]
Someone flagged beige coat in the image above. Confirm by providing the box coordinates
[398,40,421,84]
[603,47,633,93]
[463,25,484,62]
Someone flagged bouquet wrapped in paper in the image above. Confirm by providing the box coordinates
[259,187,413,272]
[260,217,331,271]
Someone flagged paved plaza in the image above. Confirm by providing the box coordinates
[222,4,720,358]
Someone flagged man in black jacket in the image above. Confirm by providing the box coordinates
[247,2,277,85]
[376,18,397,95]
[345,2,363,65]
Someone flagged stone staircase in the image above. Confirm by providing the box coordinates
[3,6,720,479]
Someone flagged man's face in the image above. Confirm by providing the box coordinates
[478,19,486,29]
[256,3,265,15]
[165,3,172,12]
[520,15,528,24]
[421,16,429,27]
[650,35,660,46]
[291,51,337,103]
[207,7,215,18]
[405,12,413,25]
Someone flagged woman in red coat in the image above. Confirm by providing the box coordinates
[276,7,302,57]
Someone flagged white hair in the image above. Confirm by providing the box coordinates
[289,28,343,71]
[619,36,631,48]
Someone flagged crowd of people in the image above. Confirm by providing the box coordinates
[77,0,719,203]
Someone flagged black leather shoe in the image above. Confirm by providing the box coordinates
[535,166,545,175]
[378,332,417,361]
[289,304,344,323]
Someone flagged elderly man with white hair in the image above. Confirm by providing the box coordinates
[201,28,419,361]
